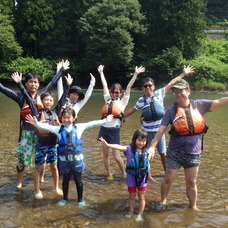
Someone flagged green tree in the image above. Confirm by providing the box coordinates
[139,0,207,59]
[0,13,22,69]
[14,0,54,57]
[79,0,145,78]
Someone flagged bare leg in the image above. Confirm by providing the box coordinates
[40,163,46,182]
[159,153,166,172]
[160,168,178,204]
[50,163,60,191]
[112,149,126,178]
[128,192,136,212]
[184,166,199,210]
[138,191,146,216]
[16,165,25,188]
[34,165,43,193]
[102,145,112,177]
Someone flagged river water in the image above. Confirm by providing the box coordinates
[0,89,227,228]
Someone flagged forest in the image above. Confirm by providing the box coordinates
[0,0,227,91]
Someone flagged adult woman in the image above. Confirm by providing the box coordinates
[97,65,145,180]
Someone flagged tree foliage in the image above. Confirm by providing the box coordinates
[79,0,145,71]
[0,13,22,69]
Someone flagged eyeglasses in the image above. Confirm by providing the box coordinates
[112,91,121,95]
[143,84,153,88]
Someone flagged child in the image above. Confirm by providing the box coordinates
[26,107,113,207]
[12,72,73,199]
[99,129,151,222]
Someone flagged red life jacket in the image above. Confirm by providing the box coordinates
[20,95,43,120]
[101,99,124,120]
[169,102,208,136]
[37,110,60,137]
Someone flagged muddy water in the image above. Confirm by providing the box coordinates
[0,89,228,228]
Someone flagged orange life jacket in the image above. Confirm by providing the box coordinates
[170,102,207,136]
[37,110,60,137]
[20,95,43,120]
[101,99,124,119]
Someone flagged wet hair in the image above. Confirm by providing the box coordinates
[141,77,154,87]
[40,92,54,101]
[110,83,123,94]
[61,107,76,119]
[24,73,41,83]
[130,129,148,153]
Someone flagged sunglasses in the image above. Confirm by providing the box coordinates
[143,84,153,88]
[112,91,121,95]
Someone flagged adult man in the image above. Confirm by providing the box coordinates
[124,65,194,171]
[148,79,228,210]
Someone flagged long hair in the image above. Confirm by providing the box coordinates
[130,129,148,153]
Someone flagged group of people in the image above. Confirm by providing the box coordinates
[1,60,228,222]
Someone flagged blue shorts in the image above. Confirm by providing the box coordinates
[147,132,166,153]
[98,126,120,144]
[166,149,201,169]
[35,144,58,165]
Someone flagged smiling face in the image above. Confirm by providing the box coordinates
[69,92,79,103]
[172,88,191,106]
[61,112,76,126]
[135,136,147,150]
[142,81,155,97]
[41,95,54,110]
[110,83,122,100]
[25,78,40,95]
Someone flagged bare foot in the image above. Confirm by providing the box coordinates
[16,183,22,189]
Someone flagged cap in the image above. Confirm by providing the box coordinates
[171,79,189,90]
[69,85,85,100]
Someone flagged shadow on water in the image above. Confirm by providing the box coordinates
[0,90,228,227]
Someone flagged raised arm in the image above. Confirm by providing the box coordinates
[125,66,145,96]
[99,137,127,151]
[98,65,109,96]
[42,59,70,93]
[11,72,39,116]
[165,65,195,93]
[210,97,228,111]
[76,73,96,112]
[57,60,64,100]
[54,73,73,115]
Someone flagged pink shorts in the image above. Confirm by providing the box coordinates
[128,186,147,193]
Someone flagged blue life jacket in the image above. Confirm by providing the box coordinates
[57,125,85,173]
[126,149,149,178]
[141,95,164,122]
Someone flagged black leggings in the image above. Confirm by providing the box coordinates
[62,170,83,202]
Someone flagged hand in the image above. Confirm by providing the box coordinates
[148,147,156,160]
[90,73,96,85]
[11,72,22,84]
[183,64,195,76]
[135,66,145,75]
[65,73,73,86]
[56,60,62,73]
[106,114,113,123]
[62,59,70,70]
[98,136,108,147]
[25,114,38,126]
[97,65,104,74]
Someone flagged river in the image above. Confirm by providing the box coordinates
[0,89,227,227]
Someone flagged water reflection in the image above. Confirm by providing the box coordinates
[0,90,228,227]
